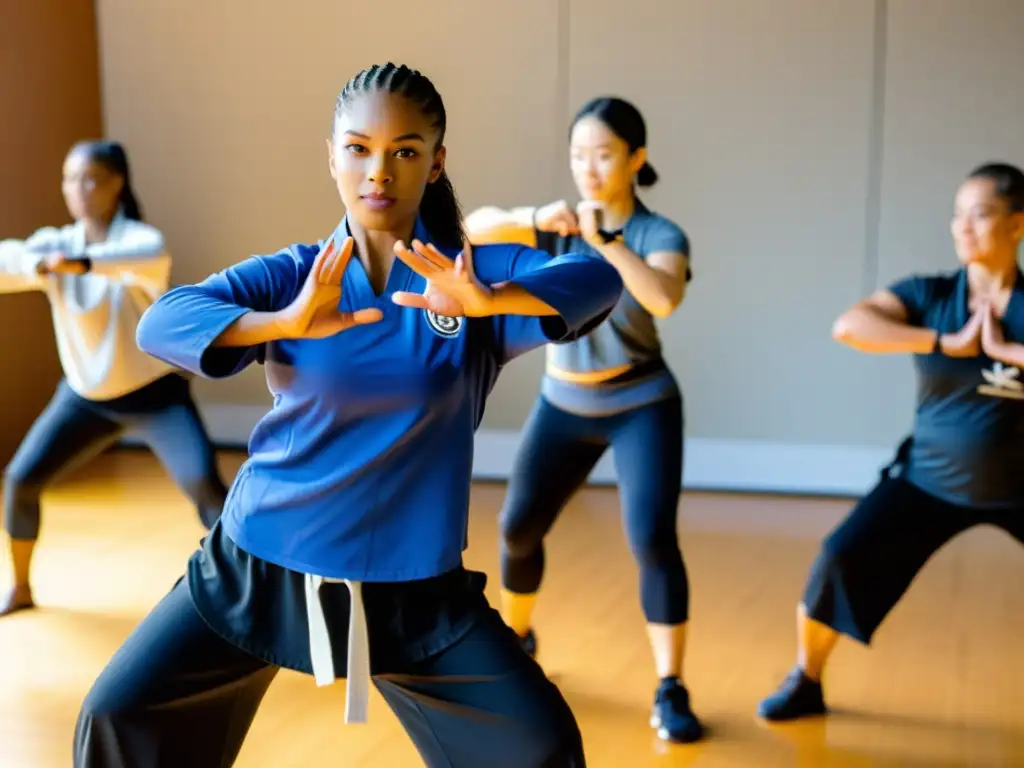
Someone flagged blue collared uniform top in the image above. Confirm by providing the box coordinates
[137,217,622,581]
[889,268,1024,509]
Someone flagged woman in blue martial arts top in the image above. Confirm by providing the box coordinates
[73,63,622,768]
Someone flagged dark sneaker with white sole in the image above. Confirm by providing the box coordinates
[650,677,703,743]
[757,666,827,721]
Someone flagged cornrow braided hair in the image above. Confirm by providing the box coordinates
[334,63,465,248]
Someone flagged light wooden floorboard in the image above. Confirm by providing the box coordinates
[1,449,1022,767]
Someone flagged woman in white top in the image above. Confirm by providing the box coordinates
[0,140,229,617]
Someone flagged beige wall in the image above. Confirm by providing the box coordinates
[0,0,103,464]
[94,0,1024,492]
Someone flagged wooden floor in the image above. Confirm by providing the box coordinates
[2,450,1023,767]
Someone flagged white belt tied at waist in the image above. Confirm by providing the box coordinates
[303,574,371,724]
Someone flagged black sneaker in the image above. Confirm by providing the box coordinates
[517,627,537,659]
[757,666,827,721]
[650,678,703,743]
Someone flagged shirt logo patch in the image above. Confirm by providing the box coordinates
[978,362,1024,400]
[425,310,463,339]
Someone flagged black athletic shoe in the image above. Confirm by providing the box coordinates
[650,678,703,743]
[757,666,827,721]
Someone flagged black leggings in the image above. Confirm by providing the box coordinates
[74,579,585,767]
[802,474,1024,644]
[500,394,687,625]
[3,374,227,539]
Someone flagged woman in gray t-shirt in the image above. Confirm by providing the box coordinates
[466,97,699,744]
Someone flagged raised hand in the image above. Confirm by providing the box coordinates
[276,237,382,339]
[391,237,494,317]
[534,200,579,237]
[576,201,606,246]
[981,303,1007,357]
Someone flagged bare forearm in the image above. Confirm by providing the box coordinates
[832,307,937,354]
[595,241,680,318]
[987,341,1024,368]
[464,206,537,246]
[212,310,290,347]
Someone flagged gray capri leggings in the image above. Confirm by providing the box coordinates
[4,373,227,539]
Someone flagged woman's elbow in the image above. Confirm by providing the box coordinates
[649,303,675,320]
[135,305,159,356]
[135,298,174,356]
[641,283,684,319]
[653,286,687,319]
[146,234,167,256]
[831,311,857,343]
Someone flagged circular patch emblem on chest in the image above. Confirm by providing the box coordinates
[425,310,463,338]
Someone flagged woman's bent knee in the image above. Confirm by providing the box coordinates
[521,689,586,767]
[498,496,550,560]
[800,542,878,643]
[540,724,586,767]
[3,473,43,539]
[74,678,140,768]
[500,518,542,560]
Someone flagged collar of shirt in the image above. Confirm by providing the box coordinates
[950,265,1024,325]
[330,215,457,258]
[68,207,130,257]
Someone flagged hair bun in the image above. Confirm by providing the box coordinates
[636,162,658,188]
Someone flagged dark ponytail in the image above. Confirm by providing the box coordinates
[333,63,465,249]
[571,96,658,189]
[117,181,143,221]
[72,139,145,221]
[418,169,465,249]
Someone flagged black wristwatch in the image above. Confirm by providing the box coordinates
[595,228,624,245]
[933,332,943,354]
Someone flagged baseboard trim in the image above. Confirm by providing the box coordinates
[123,403,891,498]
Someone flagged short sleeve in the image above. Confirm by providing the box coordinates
[886,274,934,326]
[644,216,691,281]
[473,244,623,366]
[136,245,311,378]
[645,217,690,257]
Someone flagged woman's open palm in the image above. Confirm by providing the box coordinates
[278,237,382,339]
[391,238,493,318]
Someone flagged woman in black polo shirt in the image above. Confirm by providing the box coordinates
[759,162,1024,721]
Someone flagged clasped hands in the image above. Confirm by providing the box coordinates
[273,236,495,340]
[938,299,1007,359]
